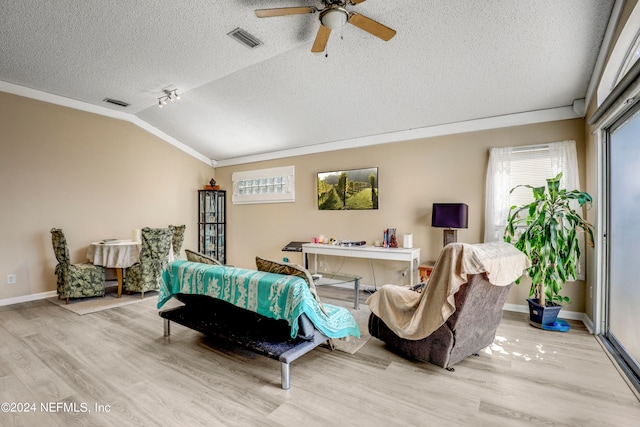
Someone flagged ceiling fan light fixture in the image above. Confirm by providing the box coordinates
[320,8,348,29]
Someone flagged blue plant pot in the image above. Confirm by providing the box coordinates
[527,298,562,328]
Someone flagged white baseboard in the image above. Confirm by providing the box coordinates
[502,303,530,315]
[0,291,57,307]
[0,290,596,334]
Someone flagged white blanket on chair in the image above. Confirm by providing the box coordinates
[366,242,530,340]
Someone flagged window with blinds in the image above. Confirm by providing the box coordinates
[509,146,565,209]
[485,140,578,244]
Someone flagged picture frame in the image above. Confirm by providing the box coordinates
[317,167,378,210]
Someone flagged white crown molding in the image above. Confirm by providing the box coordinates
[0,81,214,166]
[215,106,580,167]
[2,81,580,170]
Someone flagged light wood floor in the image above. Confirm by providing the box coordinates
[1,288,639,427]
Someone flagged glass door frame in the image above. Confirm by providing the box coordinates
[597,96,640,395]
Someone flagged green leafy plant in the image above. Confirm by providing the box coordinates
[503,173,594,307]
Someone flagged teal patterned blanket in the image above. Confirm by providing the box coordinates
[159,261,360,339]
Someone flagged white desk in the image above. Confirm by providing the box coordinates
[302,243,420,286]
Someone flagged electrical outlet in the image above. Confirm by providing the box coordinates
[7,274,16,285]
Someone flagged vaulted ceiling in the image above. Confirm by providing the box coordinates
[0,1,615,166]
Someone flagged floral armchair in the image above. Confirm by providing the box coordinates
[125,227,173,298]
[50,228,105,304]
[168,224,186,259]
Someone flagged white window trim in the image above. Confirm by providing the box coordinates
[232,166,295,205]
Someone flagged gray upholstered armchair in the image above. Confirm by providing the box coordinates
[124,227,173,298]
[168,224,186,259]
[50,228,106,304]
[369,273,513,370]
[367,242,529,370]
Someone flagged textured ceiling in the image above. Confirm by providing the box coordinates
[0,1,615,165]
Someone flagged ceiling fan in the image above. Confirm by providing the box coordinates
[255,0,396,53]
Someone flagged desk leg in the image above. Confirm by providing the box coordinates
[116,268,123,298]
[354,277,359,310]
[302,252,318,273]
[411,256,419,286]
[410,261,414,286]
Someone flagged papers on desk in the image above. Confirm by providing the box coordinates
[101,239,120,244]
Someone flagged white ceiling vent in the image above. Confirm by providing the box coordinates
[227,27,262,49]
[103,98,130,107]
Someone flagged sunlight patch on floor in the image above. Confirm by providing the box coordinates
[487,335,534,361]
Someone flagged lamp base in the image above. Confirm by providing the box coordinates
[442,229,457,247]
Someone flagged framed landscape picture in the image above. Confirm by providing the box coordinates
[317,167,378,210]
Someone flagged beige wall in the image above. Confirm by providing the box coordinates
[215,118,588,313]
[0,89,590,314]
[0,92,214,301]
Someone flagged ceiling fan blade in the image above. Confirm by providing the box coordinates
[348,0,368,4]
[311,25,331,53]
[255,7,316,18]
[348,12,396,41]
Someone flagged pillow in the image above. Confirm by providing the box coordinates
[185,249,222,265]
[255,256,327,314]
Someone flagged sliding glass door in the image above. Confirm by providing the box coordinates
[604,104,640,388]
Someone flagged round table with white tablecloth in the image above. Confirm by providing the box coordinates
[87,239,174,297]
[87,240,141,298]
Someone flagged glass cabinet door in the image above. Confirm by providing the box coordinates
[198,190,226,264]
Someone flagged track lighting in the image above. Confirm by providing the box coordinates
[158,89,180,108]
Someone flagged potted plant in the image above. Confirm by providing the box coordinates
[503,173,594,329]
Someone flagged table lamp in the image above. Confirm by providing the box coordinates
[432,203,468,247]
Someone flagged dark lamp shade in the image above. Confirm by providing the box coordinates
[432,203,469,229]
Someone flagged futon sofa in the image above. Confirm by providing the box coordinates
[158,258,359,389]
